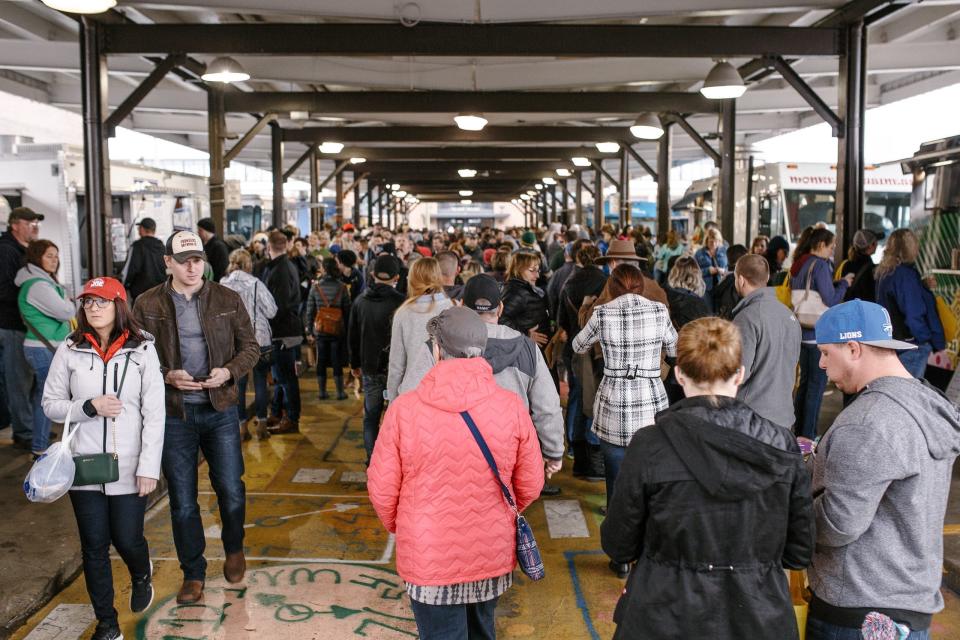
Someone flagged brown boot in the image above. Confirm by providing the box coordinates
[269,417,299,434]
[265,415,282,428]
[253,418,271,441]
[176,579,204,604]
[224,550,246,583]
[240,420,252,442]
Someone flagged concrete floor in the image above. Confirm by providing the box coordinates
[7,377,960,639]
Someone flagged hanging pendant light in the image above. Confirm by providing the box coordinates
[700,61,746,100]
[595,141,621,153]
[458,168,478,178]
[454,114,488,131]
[41,0,116,13]
[201,57,251,83]
[571,157,591,167]
[319,142,344,154]
[630,113,664,140]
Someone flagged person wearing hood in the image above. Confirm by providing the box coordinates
[348,255,405,463]
[601,317,814,640]
[369,306,543,638]
[463,274,565,495]
[764,235,790,286]
[790,228,853,440]
[16,239,75,457]
[220,248,277,441]
[807,300,960,640]
[41,276,165,640]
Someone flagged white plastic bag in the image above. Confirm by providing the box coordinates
[23,404,78,503]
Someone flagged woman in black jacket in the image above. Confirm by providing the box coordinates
[601,317,814,640]
[840,228,879,303]
[500,251,552,346]
[663,257,711,404]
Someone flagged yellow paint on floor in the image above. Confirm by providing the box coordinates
[11,376,960,639]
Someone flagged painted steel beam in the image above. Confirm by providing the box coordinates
[104,53,184,135]
[318,146,605,160]
[100,23,842,57]
[225,112,278,164]
[222,91,722,114]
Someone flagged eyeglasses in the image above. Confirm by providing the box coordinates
[81,298,114,310]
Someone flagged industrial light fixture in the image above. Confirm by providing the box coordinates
[572,156,591,167]
[40,0,116,13]
[319,142,344,154]
[460,199,473,204]
[454,114,488,131]
[526,190,537,196]
[520,194,532,200]
[535,183,544,190]
[394,190,408,198]
[459,190,474,197]
[391,183,401,191]
[289,111,310,121]
[556,168,572,177]
[595,142,621,153]
[700,61,747,100]
[201,56,251,83]
[458,168,478,178]
[630,113,664,140]
[349,157,367,164]
[542,177,557,185]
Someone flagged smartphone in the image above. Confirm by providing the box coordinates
[193,375,211,382]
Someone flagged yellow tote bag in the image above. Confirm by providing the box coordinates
[936,295,958,343]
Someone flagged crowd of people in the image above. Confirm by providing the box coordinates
[1,204,958,640]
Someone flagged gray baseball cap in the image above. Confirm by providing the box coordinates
[426,306,488,358]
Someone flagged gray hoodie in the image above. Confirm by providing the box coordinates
[483,323,564,460]
[731,286,801,428]
[809,376,960,618]
[14,264,75,348]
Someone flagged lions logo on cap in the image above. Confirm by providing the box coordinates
[880,308,894,336]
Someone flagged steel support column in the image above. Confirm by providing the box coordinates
[561,180,570,227]
[353,171,362,227]
[836,20,866,260]
[718,99,737,244]
[575,172,583,226]
[309,148,320,232]
[619,147,630,228]
[549,185,557,225]
[335,170,344,228]
[80,17,111,277]
[593,168,602,231]
[271,122,284,228]
[366,181,374,227]
[657,121,672,237]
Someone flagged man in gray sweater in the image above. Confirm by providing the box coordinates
[808,300,960,639]
[730,254,801,429]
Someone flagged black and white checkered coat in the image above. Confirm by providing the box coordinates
[572,293,678,447]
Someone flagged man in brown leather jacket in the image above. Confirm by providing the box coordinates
[133,230,259,605]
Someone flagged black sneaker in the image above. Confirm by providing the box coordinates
[130,561,153,613]
[92,622,123,640]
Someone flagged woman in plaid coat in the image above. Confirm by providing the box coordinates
[573,264,678,575]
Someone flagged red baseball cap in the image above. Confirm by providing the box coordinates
[342,223,356,232]
[77,276,127,302]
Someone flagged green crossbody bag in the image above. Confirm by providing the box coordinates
[73,352,131,487]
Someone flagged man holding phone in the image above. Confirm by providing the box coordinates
[133,230,259,606]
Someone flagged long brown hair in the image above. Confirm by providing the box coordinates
[70,296,144,347]
[875,228,919,281]
[25,239,59,283]
[580,263,645,327]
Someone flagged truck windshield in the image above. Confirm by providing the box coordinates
[783,189,910,243]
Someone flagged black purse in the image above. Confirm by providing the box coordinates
[459,410,545,581]
[72,352,131,486]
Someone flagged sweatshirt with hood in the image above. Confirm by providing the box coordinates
[601,396,814,640]
[482,322,564,460]
[15,264,74,348]
[809,376,960,629]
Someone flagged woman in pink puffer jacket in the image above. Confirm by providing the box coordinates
[368,306,545,639]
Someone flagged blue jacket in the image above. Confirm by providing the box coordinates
[791,256,848,341]
[876,264,946,351]
[694,246,729,293]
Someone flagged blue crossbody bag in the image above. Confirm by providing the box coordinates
[459,410,545,581]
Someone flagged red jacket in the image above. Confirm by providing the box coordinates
[368,357,545,586]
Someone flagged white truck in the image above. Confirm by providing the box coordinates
[0,142,209,294]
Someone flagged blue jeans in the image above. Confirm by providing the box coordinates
[70,490,150,625]
[24,346,54,452]
[898,343,932,380]
[601,439,629,507]
[362,373,387,463]
[0,328,33,441]
[162,403,245,581]
[270,344,301,422]
[409,596,498,640]
[806,616,929,640]
[795,343,827,440]
[237,355,271,420]
[563,353,599,447]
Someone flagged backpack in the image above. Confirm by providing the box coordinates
[313,284,345,337]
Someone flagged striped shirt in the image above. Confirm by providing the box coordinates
[405,573,513,605]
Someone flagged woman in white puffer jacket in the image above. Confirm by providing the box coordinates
[41,276,165,640]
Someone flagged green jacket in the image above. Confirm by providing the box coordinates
[15,265,72,347]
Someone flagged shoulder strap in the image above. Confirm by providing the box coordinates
[315,284,331,307]
[253,281,258,327]
[20,315,57,354]
[459,411,519,514]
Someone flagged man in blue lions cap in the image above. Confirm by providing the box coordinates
[806,300,960,640]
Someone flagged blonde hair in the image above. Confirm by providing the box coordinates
[668,256,706,297]
[227,248,253,274]
[875,228,919,281]
[401,257,446,310]
[461,260,483,282]
[705,227,724,247]
[677,317,742,384]
[507,251,541,280]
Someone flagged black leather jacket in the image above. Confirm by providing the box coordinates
[500,277,551,337]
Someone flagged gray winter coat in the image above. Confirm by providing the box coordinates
[483,323,564,460]
[42,333,166,495]
[14,264,75,349]
[220,269,277,347]
[731,287,801,429]
[386,293,452,401]
[809,376,960,619]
